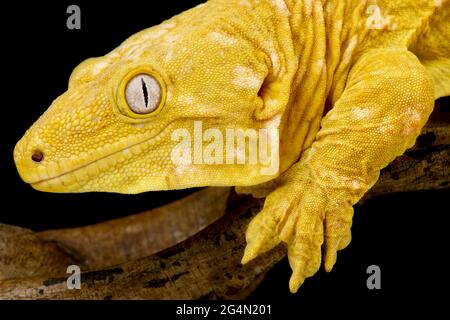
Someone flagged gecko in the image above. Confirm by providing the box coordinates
[14,0,450,293]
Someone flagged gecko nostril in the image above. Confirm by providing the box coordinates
[31,150,44,163]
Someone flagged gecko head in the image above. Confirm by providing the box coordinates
[14,4,287,193]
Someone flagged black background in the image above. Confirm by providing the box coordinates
[0,0,448,311]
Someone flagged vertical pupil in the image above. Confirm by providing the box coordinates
[141,78,149,108]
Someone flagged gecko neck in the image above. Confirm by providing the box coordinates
[276,0,368,171]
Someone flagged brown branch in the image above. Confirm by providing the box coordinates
[38,187,230,270]
[0,188,230,280]
[0,225,77,281]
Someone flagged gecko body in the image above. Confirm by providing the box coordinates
[14,0,450,292]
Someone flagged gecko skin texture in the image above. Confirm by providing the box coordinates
[14,0,450,293]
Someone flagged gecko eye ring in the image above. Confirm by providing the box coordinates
[117,69,166,119]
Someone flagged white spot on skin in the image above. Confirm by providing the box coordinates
[405,106,422,123]
[233,66,261,89]
[238,0,252,8]
[410,112,421,123]
[164,47,174,62]
[305,0,313,16]
[402,107,422,135]
[178,95,195,105]
[350,179,361,190]
[270,0,290,15]
[352,107,370,119]
[343,36,358,63]
[434,0,443,7]
[207,32,238,46]
[315,59,324,73]
[90,61,110,76]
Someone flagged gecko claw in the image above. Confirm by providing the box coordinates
[242,200,288,264]
[324,236,340,272]
[241,224,280,264]
[289,275,305,294]
[241,248,257,264]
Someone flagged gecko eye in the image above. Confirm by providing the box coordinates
[125,74,162,114]
[116,69,166,119]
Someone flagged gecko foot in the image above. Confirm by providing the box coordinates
[241,172,353,293]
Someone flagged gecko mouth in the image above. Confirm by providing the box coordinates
[31,145,134,187]
[25,123,175,190]
[30,139,148,188]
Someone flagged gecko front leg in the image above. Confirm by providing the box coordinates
[242,48,435,293]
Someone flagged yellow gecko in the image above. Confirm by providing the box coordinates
[14,0,450,293]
